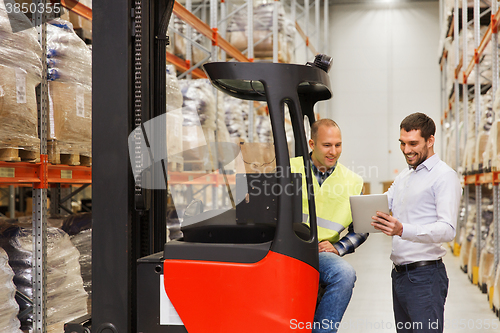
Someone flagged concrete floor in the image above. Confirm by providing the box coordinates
[338,233,499,332]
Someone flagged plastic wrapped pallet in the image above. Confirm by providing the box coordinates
[483,87,500,170]
[465,195,493,282]
[47,19,92,164]
[223,95,248,141]
[0,0,42,158]
[462,99,476,172]
[227,1,291,63]
[443,120,461,171]
[459,201,475,272]
[478,224,495,293]
[179,79,216,171]
[474,90,493,170]
[0,247,22,333]
[493,264,500,313]
[60,213,92,314]
[166,65,184,169]
[0,220,88,332]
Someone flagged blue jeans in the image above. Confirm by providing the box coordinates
[392,262,449,333]
[313,252,357,333]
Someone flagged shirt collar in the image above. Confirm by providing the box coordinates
[412,153,440,172]
[310,153,336,177]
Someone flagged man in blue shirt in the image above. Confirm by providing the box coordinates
[372,113,461,333]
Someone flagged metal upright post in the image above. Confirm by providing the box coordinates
[304,0,309,60]
[462,0,468,167]
[273,0,279,63]
[324,0,328,55]
[492,0,500,274]
[494,183,499,270]
[315,0,320,53]
[220,0,227,62]
[454,0,460,171]
[292,0,296,60]
[186,0,193,79]
[248,0,255,142]
[33,0,48,331]
[476,182,482,281]
[248,0,254,62]
[474,0,482,269]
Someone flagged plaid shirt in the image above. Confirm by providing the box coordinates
[310,156,369,256]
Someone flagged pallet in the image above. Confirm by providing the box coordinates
[183,160,207,172]
[48,140,91,166]
[59,154,92,167]
[0,148,39,162]
[168,161,183,172]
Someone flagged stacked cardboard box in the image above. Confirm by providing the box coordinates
[0,0,42,161]
[47,19,92,165]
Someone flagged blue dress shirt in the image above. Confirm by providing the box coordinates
[387,154,462,265]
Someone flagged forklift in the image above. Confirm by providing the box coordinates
[65,0,332,331]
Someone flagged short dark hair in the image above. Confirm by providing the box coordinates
[400,112,435,141]
[311,119,340,141]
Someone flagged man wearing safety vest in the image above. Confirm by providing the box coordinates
[290,118,368,333]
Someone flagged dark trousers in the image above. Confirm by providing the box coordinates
[391,261,449,333]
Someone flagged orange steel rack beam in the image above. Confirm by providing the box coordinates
[464,172,500,185]
[173,1,249,62]
[0,161,91,186]
[295,21,317,56]
[166,52,208,79]
[60,0,92,21]
[463,8,500,80]
[446,8,500,113]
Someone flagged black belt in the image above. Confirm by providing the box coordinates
[393,259,442,273]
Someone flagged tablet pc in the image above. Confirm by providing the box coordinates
[349,194,389,234]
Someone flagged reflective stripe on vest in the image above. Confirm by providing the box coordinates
[302,213,345,233]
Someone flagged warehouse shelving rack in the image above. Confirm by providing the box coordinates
[440,0,500,314]
[0,1,93,331]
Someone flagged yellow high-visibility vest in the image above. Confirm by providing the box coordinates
[290,157,363,243]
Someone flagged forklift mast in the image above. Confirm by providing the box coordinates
[73,0,332,331]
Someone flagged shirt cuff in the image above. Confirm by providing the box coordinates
[333,243,348,257]
[400,223,417,240]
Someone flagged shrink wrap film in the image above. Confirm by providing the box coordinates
[224,95,248,140]
[179,79,216,171]
[0,65,40,152]
[47,19,92,86]
[166,65,183,113]
[179,79,216,130]
[47,19,92,161]
[474,90,493,170]
[459,202,475,271]
[167,109,184,167]
[0,0,42,153]
[0,0,43,78]
[493,264,500,312]
[462,99,476,171]
[166,65,184,167]
[478,224,495,291]
[0,247,22,333]
[0,220,87,332]
[61,213,92,313]
[484,87,500,169]
[48,81,92,157]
